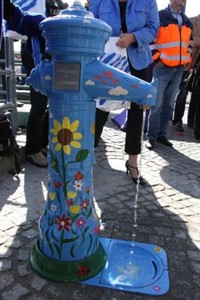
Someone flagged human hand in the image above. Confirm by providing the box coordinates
[116,33,136,48]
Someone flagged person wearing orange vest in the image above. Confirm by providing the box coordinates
[147,0,192,149]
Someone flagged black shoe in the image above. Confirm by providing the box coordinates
[146,139,155,150]
[125,161,146,186]
[156,136,173,147]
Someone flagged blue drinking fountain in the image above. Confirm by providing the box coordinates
[28,1,169,295]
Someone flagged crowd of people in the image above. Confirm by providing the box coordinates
[90,0,199,184]
[1,0,199,186]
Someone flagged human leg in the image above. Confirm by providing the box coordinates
[26,91,48,167]
[193,94,200,139]
[26,86,48,149]
[172,71,189,128]
[158,66,184,138]
[172,87,188,131]
[148,65,172,141]
[94,108,109,147]
[187,92,196,128]
[22,46,48,167]
[125,103,146,185]
[125,66,150,185]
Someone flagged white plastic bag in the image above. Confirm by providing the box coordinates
[96,37,131,112]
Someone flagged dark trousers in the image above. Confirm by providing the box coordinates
[191,93,200,139]
[173,71,196,127]
[173,72,189,125]
[21,43,48,154]
[187,93,196,128]
[95,66,150,155]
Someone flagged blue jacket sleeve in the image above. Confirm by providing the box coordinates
[132,1,159,48]
[89,0,100,18]
[5,5,45,37]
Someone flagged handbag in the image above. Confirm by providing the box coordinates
[183,60,200,94]
[182,68,196,92]
[95,37,131,112]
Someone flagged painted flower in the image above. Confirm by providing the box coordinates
[51,117,83,155]
[49,192,56,201]
[76,217,86,228]
[51,204,57,212]
[113,78,120,84]
[131,83,139,89]
[81,199,89,209]
[91,122,95,135]
[77,265,90,277]
[53,180,62,189]
[103,70,114,79]
[85,186,90,193]
[73,180,83,191]
[67,191,77,199]
[55,214,72,231]
[70,205,81,214]
[93,225,100,234]
[154,246,162,253]
[95,75,102,80]
[74,171,84,180]
[66,199,74,206]
[153,286,161,292]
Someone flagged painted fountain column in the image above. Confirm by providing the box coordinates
[29,1,157,282]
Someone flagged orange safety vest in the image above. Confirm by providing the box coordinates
[152,8,193,67]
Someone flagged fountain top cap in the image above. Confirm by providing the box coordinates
[40,0,111,33]
[39,0,112,58]
[59,1,94,18]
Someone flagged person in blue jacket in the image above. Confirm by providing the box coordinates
[90,0,159,185]
[4,0,46,58]
[3,0,49,167]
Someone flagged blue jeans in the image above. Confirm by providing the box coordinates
[148,64,184,140]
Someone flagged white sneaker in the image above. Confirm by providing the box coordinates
[26,152,48,168]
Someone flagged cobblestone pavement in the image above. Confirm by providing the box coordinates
[0,111,200,300]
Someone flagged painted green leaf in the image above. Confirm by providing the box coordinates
[76,149,89,162]
[83,226,89,235]
[71,214,81,223]
[51,229,59,243]
[54,242,61,258]
[51,150,59,172]
[70,243,75,258]
[71,228,77,235]
[87,207,92,219]
[47,216,53,227]
[86,233,93,257]
[62,236,79,244]
[45,228,54,255]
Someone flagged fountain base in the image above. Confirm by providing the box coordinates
[82,237,169,295]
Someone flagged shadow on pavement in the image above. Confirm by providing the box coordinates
[0,132,199,300]
[153,145,200,198]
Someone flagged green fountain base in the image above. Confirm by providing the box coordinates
[30,240,107,282]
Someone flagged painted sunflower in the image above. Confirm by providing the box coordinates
[51,117,83,155]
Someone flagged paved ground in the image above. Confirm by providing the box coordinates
[0,108,200,300]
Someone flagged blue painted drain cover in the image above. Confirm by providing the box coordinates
[82,237,169,295]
